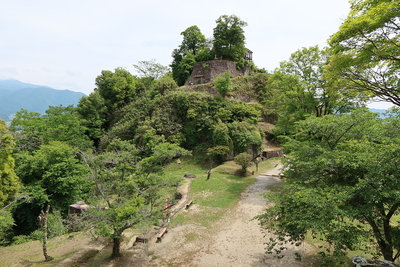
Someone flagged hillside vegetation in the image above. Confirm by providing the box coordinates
[1,5,400,265]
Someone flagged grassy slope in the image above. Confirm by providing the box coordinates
[0,158,278,266]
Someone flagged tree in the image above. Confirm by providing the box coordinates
[77,91,108,147]
[256,109,400,262]
[13,141,91,235]
[0,209,14,245]
[133,59,170,81]
[171,49,197,86]
[228,121,263,153]
[152,73,178,96]
[266,46,366,135]
[213,15,248,61]
[171,25,212,86]
[38,205,52,261]
[84,139,190,258]
[11,106,92,151]
[327,0,400,106]
[214,71,233,97]
[234,152,252,174]
[179,25,207,55]
[0,119,20,208]
[95,68,137,111]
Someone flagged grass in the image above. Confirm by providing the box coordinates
[166,158,256,229]
[0,157,279,266]
[0,232,95,267]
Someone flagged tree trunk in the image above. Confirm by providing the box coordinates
[111,237,121,258]
[40,205,53,261]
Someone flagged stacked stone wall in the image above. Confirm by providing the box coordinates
[185,60,248,85]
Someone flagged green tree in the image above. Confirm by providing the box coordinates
[214,71,233,97]
[257,109,400,262]
[213,15,248,61]
[11,106,92,150]
[327,0,400,106]
[133,59,170,81]
[152,73,178,96]
[171,25,211,86]
[77,91,108,147]
[10,110,45,150]
[0,119,20,208]
[171,49,196,86]
[266,46,364,135]
[179,25,207,55]
[0,209,14,245]
[228,121,263,153]
[206,145,231,165]
[234,152,252,174]
[84,139,190,258]
[95,68,137,111]
[13,141,91,235]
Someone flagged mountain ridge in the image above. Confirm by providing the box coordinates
[0,79,86,121]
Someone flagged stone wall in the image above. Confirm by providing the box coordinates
[185,60,249,85]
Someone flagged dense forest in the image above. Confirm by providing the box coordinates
[1,1,400,263]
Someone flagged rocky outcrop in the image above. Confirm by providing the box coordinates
[352,255,400,267]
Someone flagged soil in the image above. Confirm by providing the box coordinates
[146,162,312,267]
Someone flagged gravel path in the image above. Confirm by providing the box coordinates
[149,162,310,266]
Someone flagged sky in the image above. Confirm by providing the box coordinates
[0,0,392,109]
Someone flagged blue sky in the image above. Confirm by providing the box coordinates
[0,0,392,109]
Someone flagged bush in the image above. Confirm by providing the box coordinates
[234,152,252,174]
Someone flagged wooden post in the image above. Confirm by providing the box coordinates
[39,205,53,261]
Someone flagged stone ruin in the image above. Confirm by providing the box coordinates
[185,60,250,86]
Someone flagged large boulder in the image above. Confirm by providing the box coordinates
[352,255,400,267]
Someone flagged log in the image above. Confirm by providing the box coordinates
[186,200,193,209]
[156,227,168,243]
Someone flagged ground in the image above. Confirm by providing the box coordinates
[146,162,312,267]
[0,160,314,267]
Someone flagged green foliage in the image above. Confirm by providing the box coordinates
[133,59,170,81]
[13,141,91,235]
[47,209,67,238]
[171,25,210,86]
[257,109,400,262]
[95,68,137,111]
[0,209,15,246]
[0,120,20,207]
[206,145,231,164]
[179,25,207,55]
[211,122,232,148]
[77,91,108,145]
[213,15,248,62]
[233,152,252,173]
[11,106,92,150]
[138,142,191,174]
[265,46,364,135]
[327,0,400,106]
[228,121,263,153]
[84,138,189,257]
[171,51,196,86]
[152,73,178,96]
[214,71,233,97]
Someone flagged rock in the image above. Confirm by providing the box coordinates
[184,174,196,178]
[352,255,400,267]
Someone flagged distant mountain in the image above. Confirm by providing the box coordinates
[369,108,387,114]
[0,79,86,121]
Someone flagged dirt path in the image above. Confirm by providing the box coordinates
[149,162,310,266]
